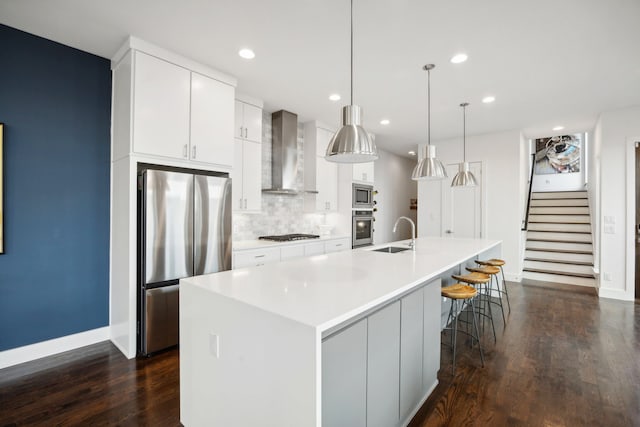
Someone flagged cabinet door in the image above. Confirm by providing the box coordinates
[234,101,244,139]
[353,162,375,183]
[423,279,441,393]
[368,302,401,427]
[243,102,263,143]
[322,319,367,427]
[233,247,280,268]
[316,157,337,211]
[133,51,190,159]
[304,241,325,256]
[242,140,262,211]
[316,127,333,157]
[190,73,234,167]
[324,238,350,253]
[400,287,424,421]
[232,139,244,211]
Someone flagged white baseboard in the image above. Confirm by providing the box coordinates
[598,287,634,301]
[0,326,110,369]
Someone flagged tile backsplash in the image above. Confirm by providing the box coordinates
[233,111,332,241]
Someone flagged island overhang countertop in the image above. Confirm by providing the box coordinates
[181,237,501,333]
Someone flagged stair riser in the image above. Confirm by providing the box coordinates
[529,206,590,215]
[532,191,588,200]
[527,231,592,243]
[530,199,589,207]
[526,240,593,252]
[522,271,596,287]
[525,250,593,263]
[528,223,591,232]
[528,214,590,224]
[523,260,594,275]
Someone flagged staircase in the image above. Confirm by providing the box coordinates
[523,191,596,287]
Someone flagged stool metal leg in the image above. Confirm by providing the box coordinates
[469,298,484,366]
[500,265,511,313]
[491,274,506,326]
[452,299,459,375]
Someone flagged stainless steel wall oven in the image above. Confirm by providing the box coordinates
[352,210,374,248]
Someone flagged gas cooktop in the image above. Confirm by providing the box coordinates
[258,233,320,242]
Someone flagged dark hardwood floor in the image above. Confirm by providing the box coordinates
[1,282,638,426]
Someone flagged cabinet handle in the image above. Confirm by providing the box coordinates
[240,126,244,137]
[192,145,197,159]
[244,127,248,139]
[254,255,266,258]
[244,199,247,209]
[336,244,343,247]
[183,144,188,158]
[239,197,243,208]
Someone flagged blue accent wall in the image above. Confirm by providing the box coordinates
[0,24,111,351]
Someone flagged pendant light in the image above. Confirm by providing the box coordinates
[451,102,478,187]
[411,64,447,180]
[325,0,378,163]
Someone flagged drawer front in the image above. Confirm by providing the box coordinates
[304,242,326,256]
[325,238,351,253]
[280,245,305,261]
[234,248,280,268]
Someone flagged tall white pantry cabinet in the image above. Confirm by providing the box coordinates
[109,37,237,358]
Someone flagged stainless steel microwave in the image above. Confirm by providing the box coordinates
[352,183,374,209]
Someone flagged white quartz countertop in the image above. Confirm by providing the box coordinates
[233,234,351,250]
[183,237,501,332]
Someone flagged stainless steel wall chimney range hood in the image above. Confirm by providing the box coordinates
[262,110,299,195]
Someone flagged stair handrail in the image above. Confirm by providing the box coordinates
[522,153,535,231]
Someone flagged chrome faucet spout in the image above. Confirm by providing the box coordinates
[392,216,416,250]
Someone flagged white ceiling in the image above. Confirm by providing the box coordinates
[1,0,639,157]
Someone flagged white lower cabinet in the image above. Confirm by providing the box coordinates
[367,301,401,427]
[321,279,441,427]
[304,241,325,256]
[233,247,280,268]
[423,279,441,392]
[400,287,425,420]
[280,245,305,261]
[324,238,351,253]
[322,319,368,427]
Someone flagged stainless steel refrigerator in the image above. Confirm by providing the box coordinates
[138,167,232,356]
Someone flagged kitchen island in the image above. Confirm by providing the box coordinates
[180,237,501,427]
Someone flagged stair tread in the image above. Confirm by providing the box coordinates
[523,267,595,278]
[524,257,593,266]
[525,247,593,255]
[527,239,592,244]
[527,230,592,234]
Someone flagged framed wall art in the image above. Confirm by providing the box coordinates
[534,134,582,175]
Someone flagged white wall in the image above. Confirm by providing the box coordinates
[373,150,417,244]
[417,130,525,281]
[594,106,640,300]
[588,125,601,276]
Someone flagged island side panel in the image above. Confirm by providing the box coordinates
[180,281,319,427]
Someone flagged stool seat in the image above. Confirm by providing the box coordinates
[476,258,505,267]
[452,272,490,284]
[467,265,500,275]
[442,284,477,299]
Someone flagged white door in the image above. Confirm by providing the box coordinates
[442,162,482,238]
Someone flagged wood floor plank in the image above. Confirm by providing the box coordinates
[1,281,638,426]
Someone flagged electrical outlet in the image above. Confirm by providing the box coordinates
[209,333,219,358]
[603,273,612,281]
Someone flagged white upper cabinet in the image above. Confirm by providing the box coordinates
[353,162,375,184]
[304,122,338,212]
[133,51,191,159]
[235,100,263,143]
[131,50,234,168]
[190,72,234,166]
[233,138,262,212]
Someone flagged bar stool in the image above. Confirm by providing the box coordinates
[452,271,496,343]
[467,264,506,326]
[475,258,510,313]
[441,283,484,375]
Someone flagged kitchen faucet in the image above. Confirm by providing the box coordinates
[392,216,416,250]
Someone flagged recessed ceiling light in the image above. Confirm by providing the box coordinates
[408,150,416,156]
[380,119,390,125]
[482,96,495,104]
[450,53,468,64]
[553,126,564,131]
[329,94,341,101]
[238,48,255,59]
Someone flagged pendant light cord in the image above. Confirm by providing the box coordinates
[463,104,466,161]
[427,68,431,148]
[350,0,354,106]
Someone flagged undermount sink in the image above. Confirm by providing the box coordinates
[371,246,410,253]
